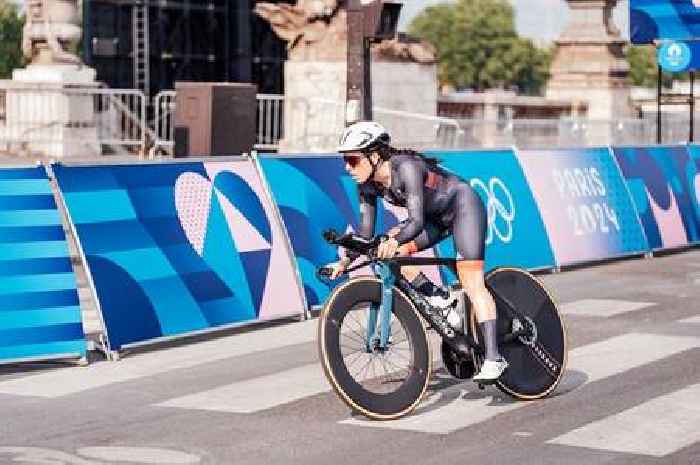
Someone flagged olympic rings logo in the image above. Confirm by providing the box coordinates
[469,177,515,244]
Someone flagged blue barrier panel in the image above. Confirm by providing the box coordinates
[53,160,305,351]
[630,0,700,43]
[0,166,85,363]
[257,154,446,307]
[687,144,700,224]
[516,148,649,267]
[427,150,556,282]
[612,145,700,250]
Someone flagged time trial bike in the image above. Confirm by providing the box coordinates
[317,230,568,420]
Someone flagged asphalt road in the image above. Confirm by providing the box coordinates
[0,249,699,465]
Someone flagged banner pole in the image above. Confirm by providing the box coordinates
[658,65,663,144]
[690,71,695,143]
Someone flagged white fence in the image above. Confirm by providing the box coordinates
[0,85,147,158]
[152,91,284,155]
[3,85,699,158]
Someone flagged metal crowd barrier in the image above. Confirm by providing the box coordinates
[0,85,147,158]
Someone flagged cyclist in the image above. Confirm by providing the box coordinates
[326,121,508,383]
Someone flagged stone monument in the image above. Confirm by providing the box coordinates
[255,0,438,152]
[546,0,633,144]
[3,0,99,157]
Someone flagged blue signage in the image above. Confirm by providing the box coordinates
[612,145,700,249]
[0,166,86,363]
[631,0,700,44]
[257,155,404,307]
[53,160,304,351]
[658,40,693,71]
[427,150,557,280]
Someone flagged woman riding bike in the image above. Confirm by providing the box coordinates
[326,121,508,383]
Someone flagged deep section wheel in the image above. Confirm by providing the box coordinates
[319,277,431,419]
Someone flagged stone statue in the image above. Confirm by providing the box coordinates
[22,0,83,66]
[254,0,436,63]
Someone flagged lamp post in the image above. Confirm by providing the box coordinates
[346,0,366,124]
[345,0,402,125]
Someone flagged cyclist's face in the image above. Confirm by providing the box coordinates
[343,151,372,183]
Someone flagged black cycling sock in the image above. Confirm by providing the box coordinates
[411,272,449,299]
[479,319,501,361]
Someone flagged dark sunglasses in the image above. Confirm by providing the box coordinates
[343,154,363,168]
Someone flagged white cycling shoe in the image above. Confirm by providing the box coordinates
[426,292,457,310]
[473,358,509,383]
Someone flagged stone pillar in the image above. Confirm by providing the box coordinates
[5,65,100,158]
[546,0,632,145]
[255,1,438,153]
[3,0,101,158]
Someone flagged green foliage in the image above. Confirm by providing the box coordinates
[627,44,689,88]
[0,1,24,79]
[407,0,552,94]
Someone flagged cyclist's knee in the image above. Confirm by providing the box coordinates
[398,241,419,256]
[400,265,421,282]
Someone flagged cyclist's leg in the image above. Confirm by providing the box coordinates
[395,223,448,294]
[449,184,506,379]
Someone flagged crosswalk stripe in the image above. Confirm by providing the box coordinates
[0,318,317,398]
[679,315,700,324]
[547,383,700,456]
[341,333,700,434]
[157,364,329,413]
[156,332,445,414]
[560,299,656,317]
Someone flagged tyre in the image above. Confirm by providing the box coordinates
[470,268,567,399]
[318,277,431,420]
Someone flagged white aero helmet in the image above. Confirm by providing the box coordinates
[337,121,391,153]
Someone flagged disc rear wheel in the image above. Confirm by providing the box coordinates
[471,268,567,399]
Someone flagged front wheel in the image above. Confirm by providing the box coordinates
[471,268,568,399]
[318,277,431,420]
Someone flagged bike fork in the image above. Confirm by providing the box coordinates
[366,263,394,352]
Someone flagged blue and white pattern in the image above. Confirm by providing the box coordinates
[0,166,85,363]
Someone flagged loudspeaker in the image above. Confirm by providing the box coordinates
[173,82,258,157]
[173,127,189,158]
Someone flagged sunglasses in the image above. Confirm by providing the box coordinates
[343,155,363,168]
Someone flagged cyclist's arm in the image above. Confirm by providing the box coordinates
[342,186,377,263]
[392,160,426,244]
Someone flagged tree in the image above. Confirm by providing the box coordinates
[0,1,24,79]
[408,0,551,94]
[626,44,683,88]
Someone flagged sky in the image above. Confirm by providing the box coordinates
[397,0,630,43]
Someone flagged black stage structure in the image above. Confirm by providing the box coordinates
[82,0,292,98]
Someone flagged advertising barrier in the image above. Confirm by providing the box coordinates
[686,144,700,224]
[53,160,304,351]
[0,166,86,363]
[517,148,649,267]
[257,154,445,307]
[428,150,556,281]
[612,145,700,250]
[630,0,700,44]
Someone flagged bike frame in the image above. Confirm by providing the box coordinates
[365,258,477,358]
[367,258,533,359]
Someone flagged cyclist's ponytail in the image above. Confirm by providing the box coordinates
[377,145,440,166]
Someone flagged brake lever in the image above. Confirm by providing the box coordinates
[316,266,335,285]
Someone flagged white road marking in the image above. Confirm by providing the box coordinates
[0,319,317,398]
[157,364,329,413]
[341,333,700,434]
[548,383,700,457]
[679,315,700,324]
[560,299,656,317]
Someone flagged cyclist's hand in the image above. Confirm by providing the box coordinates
[377,237,399,259]
[327,259,350,280]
